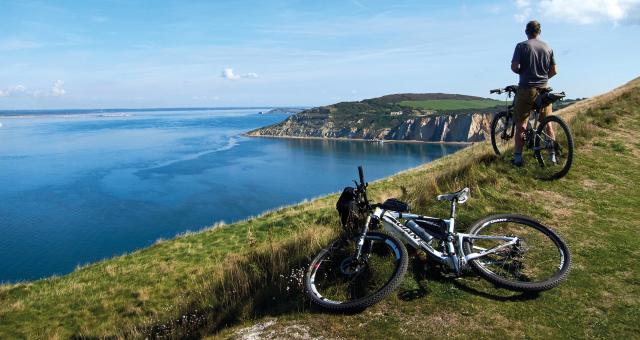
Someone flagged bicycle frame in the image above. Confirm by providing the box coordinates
[350,166,519,275]
[359,206,519,275]
[502,89,564,155]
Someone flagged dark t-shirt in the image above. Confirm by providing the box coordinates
[512,39,556,87]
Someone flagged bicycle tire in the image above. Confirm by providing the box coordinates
[463,214,571,292]
[305,231,408,312]
[533,115,574,180]
[490,111,514,156]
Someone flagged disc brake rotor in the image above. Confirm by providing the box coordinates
[340,257,366,276]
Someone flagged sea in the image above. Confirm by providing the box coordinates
[0,108,466,282]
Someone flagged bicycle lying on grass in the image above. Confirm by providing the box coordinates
[304,166,571,312]
[489,85,574,180]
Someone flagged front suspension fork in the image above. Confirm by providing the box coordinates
[354,215,372,261]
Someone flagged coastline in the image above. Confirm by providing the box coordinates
[242,133,475,145]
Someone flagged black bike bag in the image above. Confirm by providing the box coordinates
[336,187,363,234]
[535,91,566,110]
[380,198,410,213]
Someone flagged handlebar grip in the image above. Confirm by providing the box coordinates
[490,89,501,94]
[358,166,364,186]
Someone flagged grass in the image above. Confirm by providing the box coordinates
[399,99,503,111]
[1,76,639,339]
[213,78,640,339]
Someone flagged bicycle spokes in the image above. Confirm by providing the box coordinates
[491,112,515,156]
[531,116,574,180]
[309,235,402,303]
[470,222,563,283]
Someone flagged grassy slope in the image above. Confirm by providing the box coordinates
[216,77,640,338]
[399,99,503,110]
[1,77,639,338]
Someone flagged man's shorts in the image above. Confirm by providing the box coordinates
[513,87,552,124]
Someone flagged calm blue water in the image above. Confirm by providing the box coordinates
[0,109,465,282]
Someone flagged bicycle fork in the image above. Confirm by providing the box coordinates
[354,215,374,262]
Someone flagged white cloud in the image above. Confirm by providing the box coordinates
[0,80,66,98]
[11,85,27,93]
[51,80,66,96]
[221,68,259,80]
[0,85,28,97]
[514,0,640,24]
[222,68,241,80]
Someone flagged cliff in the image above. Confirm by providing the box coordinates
[247,111,493,142]
[246,92,501,143]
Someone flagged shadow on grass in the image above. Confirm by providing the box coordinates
[398,254,539,303]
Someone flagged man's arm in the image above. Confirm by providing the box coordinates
[548,49,557,78]
[511,61,520,74]
[511,43,521,74]
[549,64,557,78]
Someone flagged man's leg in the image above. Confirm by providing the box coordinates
[540,103,554,137]
[512,88,534,166]
[515,121,527,153]
[540,104,557,163]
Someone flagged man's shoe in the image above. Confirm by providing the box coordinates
[511,159,524,167]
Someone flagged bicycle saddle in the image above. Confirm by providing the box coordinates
[535,91,566,109]
[547,92,566,101]
[436,187,470,204]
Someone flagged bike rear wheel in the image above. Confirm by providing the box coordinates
[464,214,571,292]
[305,231,408,312]
[490,111,514,156]
[533,115,574,180]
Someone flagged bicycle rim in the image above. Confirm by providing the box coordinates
[306,233,405,308]
[533,116,574,180]
[466,215,570,291]
[491,112,514,156]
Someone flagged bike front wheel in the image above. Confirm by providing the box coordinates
[464,214,571,292]
[305,231,408,312]
[490,111,515,156]
[533,115,574,180]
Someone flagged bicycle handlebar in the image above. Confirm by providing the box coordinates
[356,165,371,207]
[489,85,518,95]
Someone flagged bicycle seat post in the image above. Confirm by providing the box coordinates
[450,199,457,219]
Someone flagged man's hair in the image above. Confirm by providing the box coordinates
[526,20,541,36]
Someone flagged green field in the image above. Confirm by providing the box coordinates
[399,99,504,111]
[1,77,638,339]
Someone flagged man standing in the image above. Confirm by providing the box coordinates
[510,20,557,166]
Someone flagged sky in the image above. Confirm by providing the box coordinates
[0,0,639,109]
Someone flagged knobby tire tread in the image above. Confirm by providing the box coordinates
[464,214,571,292]
[534,115,574,180]
[305,231,408,312]
[491,111,510,156]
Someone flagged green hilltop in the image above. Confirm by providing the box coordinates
[399,98,503,110]
[247,91,580,143]
[298,92,503,119]
[0,77,638,338]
